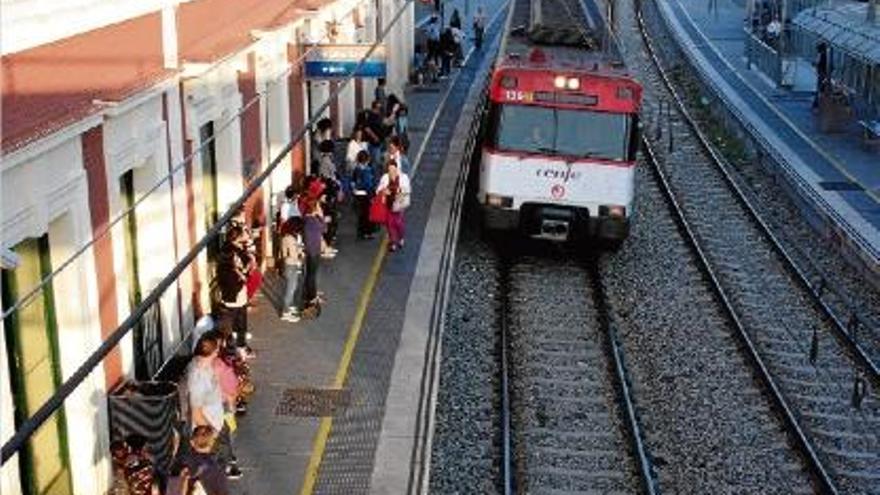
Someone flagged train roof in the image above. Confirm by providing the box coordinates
[499,0,629,76]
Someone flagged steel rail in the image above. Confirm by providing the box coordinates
[495,245,516,495]
[634,3,839,493]
[585,256,660,495]
[634,0,878,383]
[1,0,416,464]
[641,134,838,495]
[496,246,657,494]
[498,254,515,495]
[408,6,509,491]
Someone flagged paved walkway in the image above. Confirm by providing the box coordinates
[659,0,880,274]
[228,0,506,493]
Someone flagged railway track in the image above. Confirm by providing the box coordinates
[497,245,657,494]
[618,1,880,492]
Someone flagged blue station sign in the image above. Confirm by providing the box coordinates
[305,44,387,79]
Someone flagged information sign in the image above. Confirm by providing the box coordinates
[304,44,387,79]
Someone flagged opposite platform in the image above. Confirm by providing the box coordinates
[657,0,880,284]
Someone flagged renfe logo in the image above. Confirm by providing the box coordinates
[551,184,566,199]
[536,163,581,183]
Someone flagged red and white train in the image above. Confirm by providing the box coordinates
[479,0,643,245]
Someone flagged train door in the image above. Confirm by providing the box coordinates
[1,235,73,495]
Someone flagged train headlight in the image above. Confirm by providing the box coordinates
[554,76,580,90]
[486,194,513,208]
[599,205,626,217]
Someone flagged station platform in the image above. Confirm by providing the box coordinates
[227,1,506,493]
[656,0,880,283]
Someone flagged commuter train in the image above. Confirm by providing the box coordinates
[479,0,643,245]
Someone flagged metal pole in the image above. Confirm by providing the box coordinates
[778,0,786,86]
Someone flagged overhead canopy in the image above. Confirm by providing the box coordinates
[792,5,880,66]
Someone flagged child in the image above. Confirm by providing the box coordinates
[175,425,230,495]
[352,150,376,240]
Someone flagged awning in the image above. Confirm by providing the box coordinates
[792,5,880,66]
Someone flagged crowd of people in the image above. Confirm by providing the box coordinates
[273,86,414,321]
[414,6,485,84]
[106,1,491,491]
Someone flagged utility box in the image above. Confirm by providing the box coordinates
[108,381,181,471]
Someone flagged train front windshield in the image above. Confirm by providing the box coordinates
[492,104,634,161]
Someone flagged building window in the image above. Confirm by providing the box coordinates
[199,122,220,263]
[120,170,163,379]
[1,235,73,495]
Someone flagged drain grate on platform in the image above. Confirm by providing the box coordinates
[819,181,863,191]
[275,388,351,417]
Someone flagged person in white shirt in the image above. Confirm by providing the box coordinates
[346,126,368,175]
[473,6,486,49]
[376,160,411,252]
[387,135,411,174]
[187,334,240,478]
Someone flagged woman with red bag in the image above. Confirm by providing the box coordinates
[376,159,411,252]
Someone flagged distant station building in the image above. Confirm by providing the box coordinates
[0,0,413,493]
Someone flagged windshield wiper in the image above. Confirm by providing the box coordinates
[537,146,557,154]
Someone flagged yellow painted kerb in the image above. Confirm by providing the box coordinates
[298,237,389,495]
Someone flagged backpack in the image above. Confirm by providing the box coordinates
[301,300,322,320]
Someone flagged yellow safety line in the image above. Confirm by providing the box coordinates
[298,236,388,495]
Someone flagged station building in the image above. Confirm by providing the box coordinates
[0,0,414,492]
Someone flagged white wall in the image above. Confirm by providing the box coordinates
[48,210,112,495]
[104,93,182,377]
[0,0,191,55]
[255,32,294,224]
[163,87,196,333]
[0,132,110,494]
[183,57,246,311]
[0,320,23,495]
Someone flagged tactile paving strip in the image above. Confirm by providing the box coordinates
[312,15,506,495]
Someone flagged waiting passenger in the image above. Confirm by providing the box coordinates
[186,335,241,479]
[216,227,249,352]
[279,216,303,323]
[376,159,411,252]
[352,150,377,240]
[301,198,326,311]
[174,425,230,495]
[387,135,411,174]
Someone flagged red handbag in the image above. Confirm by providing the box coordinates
[369,195,388,224]
[246,269,263,300]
